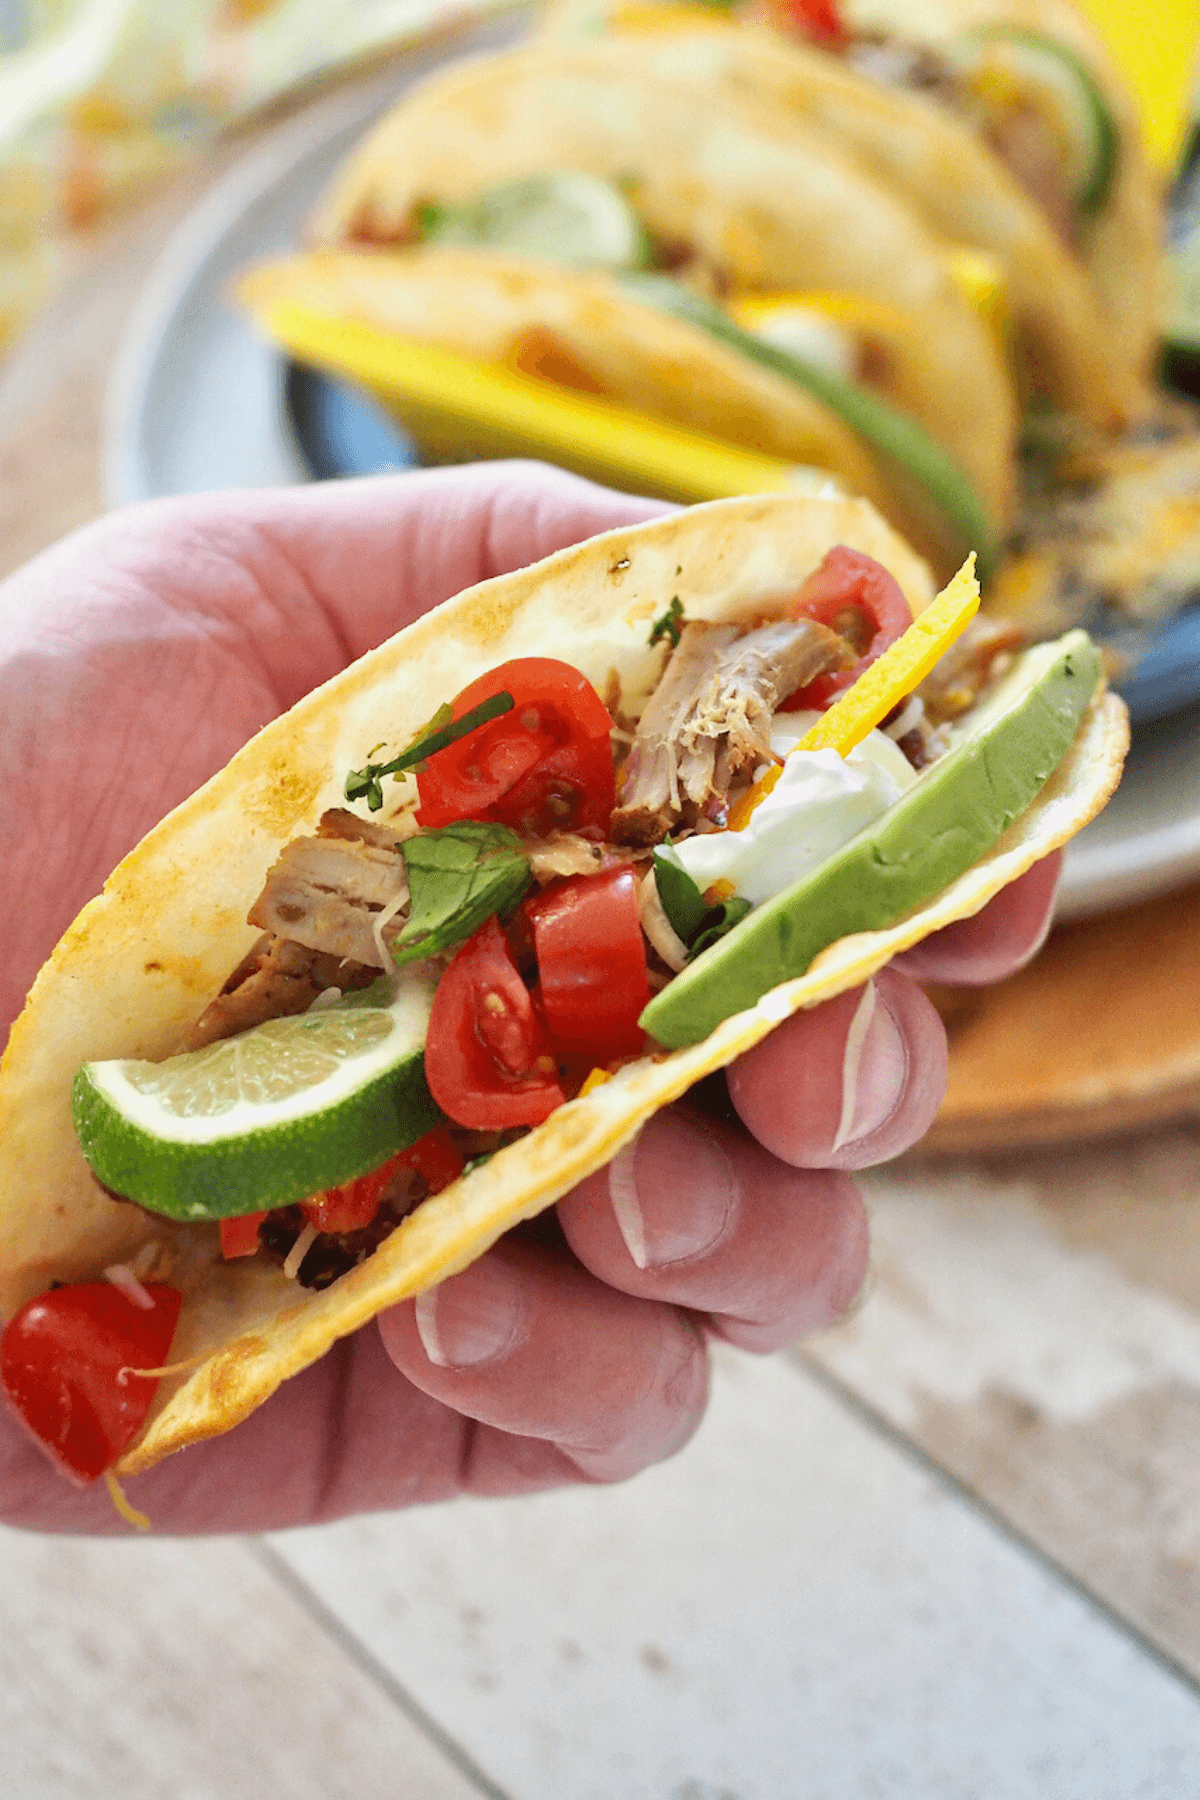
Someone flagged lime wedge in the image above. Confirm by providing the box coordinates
[71,976,441,1222]
[423,172,652,270]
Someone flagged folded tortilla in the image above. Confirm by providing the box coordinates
[308,40,1017,534]
[0,495,1127,1475]
[543,16,1148,428]
[837,0,1162,408]
[239,245,957,571]
[544,0,1160,419]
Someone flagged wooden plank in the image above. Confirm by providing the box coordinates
[806,1129,1200,1680]
[267,1349,1200,1800]
[0,1528,494,1800]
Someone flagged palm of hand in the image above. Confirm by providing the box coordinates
[0,465,1057,1534]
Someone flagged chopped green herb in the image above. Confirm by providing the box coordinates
[653,851,751,961]
[345,692,515,811]
[392,822,532,966]
[649,596,685,649]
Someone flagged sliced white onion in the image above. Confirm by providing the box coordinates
[636,869,689,974]
[283,1223,319,1281]
[104,1264,155,1310]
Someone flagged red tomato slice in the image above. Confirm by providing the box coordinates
[425,916,566,1130]
[779,0,844,43]
[526,867,650,1060]
[406,1126,466,1194]
[1,1281,182,1485]
[783,547,912,711]
[416,658,615,836]
[299,1128,466,1235]
[219,1213,267,1258]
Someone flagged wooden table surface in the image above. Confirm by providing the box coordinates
[5,77,1200,1800]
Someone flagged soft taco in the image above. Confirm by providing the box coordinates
[239,244,988,577]
[0,495,1127,1491]
[543,0,1162,408]
[304,40,1016,559]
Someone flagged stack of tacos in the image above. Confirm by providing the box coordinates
[236,0,1184,604]
[0,497,1127,1488]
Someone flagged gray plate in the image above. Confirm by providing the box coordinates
[104,33,1200,921]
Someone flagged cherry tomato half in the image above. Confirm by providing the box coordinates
[1,1281,182,1484]
[416,658,615,837]
[299,1127,466,1235]
[777,0,845,44]
[526,867,650,1060]
[424,916,566,1130]
[783,547,912,711]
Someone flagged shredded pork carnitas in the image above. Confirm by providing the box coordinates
[610,617,851,846]
[248,808,409,969]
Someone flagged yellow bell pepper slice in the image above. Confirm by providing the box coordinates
[253,299,801,507]
[577,1067,614,1098]
[730,556,979,827]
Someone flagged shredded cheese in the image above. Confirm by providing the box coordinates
[104,1469,150,1531]
[283,1223,319,1281]
[118,1350,212,1382]
[578,1067,614,1098]
[371,883,410,970]
[306,985,343,1012]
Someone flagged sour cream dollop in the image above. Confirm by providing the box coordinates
[662,714,918,907]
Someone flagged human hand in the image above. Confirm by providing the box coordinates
[0,463,1059,1533]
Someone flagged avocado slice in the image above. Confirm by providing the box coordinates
[639,629,1099,1050]
[617,273,999,577]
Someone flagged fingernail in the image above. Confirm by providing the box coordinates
[831,982,908,1153]
[414,1255,528,1369]
[608,1112,737,1271]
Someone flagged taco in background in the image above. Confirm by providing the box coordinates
[307,41,1017,547]
[239,242,990,576]
[0,495,1126,1490]
[544,0,1161,407]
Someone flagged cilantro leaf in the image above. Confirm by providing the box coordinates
[391,823,532,965]
[345,692,514,811]
[648,596,685,649]
[653,851,751,961]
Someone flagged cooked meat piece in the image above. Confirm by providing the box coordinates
[611,617,851,846]
[316,805,413,849]
[526,833,624,883]
[185,935,377,1049]
[248,826,409,968]
[917,615,1026,725]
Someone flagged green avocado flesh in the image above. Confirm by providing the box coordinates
[639,629,1100,1050]
[616,273,998,576]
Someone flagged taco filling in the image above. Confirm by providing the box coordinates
[0,503,1123,1490]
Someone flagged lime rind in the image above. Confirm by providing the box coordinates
[71,978,443,1221]
[955,27,1118,217]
